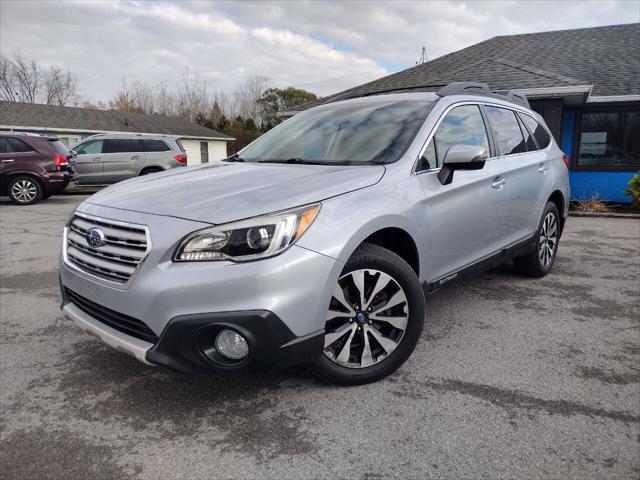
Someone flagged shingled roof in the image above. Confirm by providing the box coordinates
[292,23,640,112]
[0,101,233,140]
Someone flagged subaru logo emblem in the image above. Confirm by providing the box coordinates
[85,228,106,248]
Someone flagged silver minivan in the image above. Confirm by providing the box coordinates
[71,133,187,185]
[60,82,570,385]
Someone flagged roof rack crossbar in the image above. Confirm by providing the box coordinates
[436,82,531,109]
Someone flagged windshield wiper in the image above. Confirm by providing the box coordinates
[223,153,245,162]
[258,158,329,165]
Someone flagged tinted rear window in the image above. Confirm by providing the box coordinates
[49,139,70,155]
[484,106,527,155]
[520,114,551,149]
[175,139,185,152]
[143,139,171,152]
[106,139,142,153]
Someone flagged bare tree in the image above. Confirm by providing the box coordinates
[155,81,178,116]
[0,55,17,102]
[0,52,81,105]
[43,65,80,106]
[177,68,210,122]
[234,75,271,124]
[3,51,41,103]
[130,81,156,114]
[109,78,142,113]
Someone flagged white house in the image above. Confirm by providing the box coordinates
[0,101,233,165]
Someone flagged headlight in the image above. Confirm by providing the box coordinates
[174,203,321,262]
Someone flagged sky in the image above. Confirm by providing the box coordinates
[1,0,638,103]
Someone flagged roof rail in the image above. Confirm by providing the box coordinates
[436,82,492,97]
[436,81,531,109]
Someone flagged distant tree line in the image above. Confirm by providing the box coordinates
[0,51,318,153]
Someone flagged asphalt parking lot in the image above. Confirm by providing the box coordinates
[1,194,639,479]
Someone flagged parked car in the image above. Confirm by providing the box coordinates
[0,132,77,205]
[59,82,570,385]
[71,133,187,185]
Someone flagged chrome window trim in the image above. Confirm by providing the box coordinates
[62,211,152,290]
[412,100,553,175]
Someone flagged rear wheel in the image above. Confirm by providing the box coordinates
[140,167,163,176]
[514,201,560,277]
[8,176,43,205]
[311,243,425,385]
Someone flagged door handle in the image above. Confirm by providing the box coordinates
[0,159,15,163]
[91,157,102,162]
[131,155,140,160]
[492,177,506,190]
[538,163,549,174]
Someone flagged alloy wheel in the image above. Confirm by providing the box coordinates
[11,180,38,204]
[538,212,558,267]
[323,269,409,368]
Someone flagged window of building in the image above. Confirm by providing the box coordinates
[484,106,527,155]
[143,139,171,152]
[519,114,551,150]
[106,139,142,154]
[75,140,104,155]
[417,105,489,171]
[200,141,209,163]
[576,108,640,169]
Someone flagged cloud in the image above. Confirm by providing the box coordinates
[0,0,637,102]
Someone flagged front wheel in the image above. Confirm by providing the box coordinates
[310,243,425,385]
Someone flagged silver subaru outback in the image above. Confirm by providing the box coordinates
[59,82,570,385]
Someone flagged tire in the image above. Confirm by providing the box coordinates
[310,243,425,385]
[8,176,43,205]
[140,167,163,176]
[514,201,560,278]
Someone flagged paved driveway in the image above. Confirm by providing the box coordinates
[1,195,639,479]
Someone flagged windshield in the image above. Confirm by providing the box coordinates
[237,99,431,165]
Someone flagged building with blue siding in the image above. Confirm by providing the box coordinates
[285,24,640,202]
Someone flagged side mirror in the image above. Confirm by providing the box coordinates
[437,145,488,185]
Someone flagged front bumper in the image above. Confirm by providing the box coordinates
[59,203,343,372]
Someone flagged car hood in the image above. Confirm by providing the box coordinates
[86,161,385,224]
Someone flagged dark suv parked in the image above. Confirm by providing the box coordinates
[0,132,77,205]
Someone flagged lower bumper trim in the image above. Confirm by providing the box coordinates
[146,310,324,373]
[62,303,155,365]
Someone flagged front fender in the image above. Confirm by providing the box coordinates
[297,176,427,277]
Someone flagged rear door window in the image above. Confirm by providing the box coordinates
[75,140,104,155]
[520,113,551,149]
[143,139,171,152]
[106,139,142,153]
[8,138,34,152]
[0,138,10,153]
[485,106,527,155]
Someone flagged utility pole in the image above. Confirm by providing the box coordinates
[417,46,427,65]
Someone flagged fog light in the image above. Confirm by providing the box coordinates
[215,329,249,360]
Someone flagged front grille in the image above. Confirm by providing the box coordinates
[65,214,150,284]
[66,288,158,343]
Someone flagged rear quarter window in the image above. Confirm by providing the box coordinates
[143,139,172,152]
[175,139,186,152]
[520,114,551,149]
